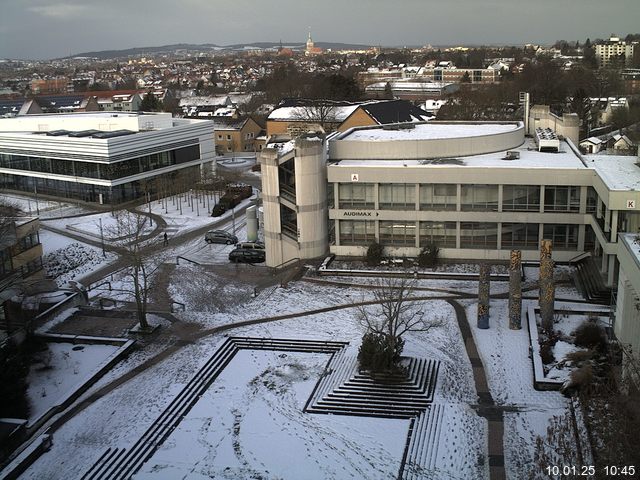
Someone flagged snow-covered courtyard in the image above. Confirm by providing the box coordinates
[2,195,589,480]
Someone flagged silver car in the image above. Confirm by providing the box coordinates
[205,230,238,245]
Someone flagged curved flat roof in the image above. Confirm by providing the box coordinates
[341,122,520,141]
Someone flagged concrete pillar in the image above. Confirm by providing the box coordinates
[478,263,490,329]
[611,210,619,243]
[579,186,587,214]
[607,254,616,287]
[539,239,555,331]
[509,250,522,330]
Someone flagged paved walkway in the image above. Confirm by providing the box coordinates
[447,299,505,480]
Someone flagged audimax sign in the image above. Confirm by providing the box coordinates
[342,211,379,217]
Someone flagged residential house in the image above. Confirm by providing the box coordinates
[266,99,433,138]
[213,117,263,154]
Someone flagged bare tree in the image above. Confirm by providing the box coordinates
[356,276,444,372]
[292,101,340,134]
[107,211,159,329]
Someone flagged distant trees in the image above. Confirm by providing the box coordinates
[255,63,361,103]
[139,91,163,112]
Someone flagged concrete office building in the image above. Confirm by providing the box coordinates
[259,119,640,291]
[0,112,215,205]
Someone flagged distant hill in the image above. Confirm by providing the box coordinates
[65,41,375,59]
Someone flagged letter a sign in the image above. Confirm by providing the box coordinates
[351,173,359,182]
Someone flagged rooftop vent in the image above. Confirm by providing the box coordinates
[503,150,520,160]
[535,127,560,152]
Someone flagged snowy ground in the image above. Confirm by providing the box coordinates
[22,276,488,479]
[26,342,120,423]
[138,191,258,238]
[0,192,93,218]
[465,300,571,478]
[42,240,117,286]
[136,350,410,480]
[9,200,592,480]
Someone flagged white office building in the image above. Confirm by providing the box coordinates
[0,112,215,204]
[261,121,640,288]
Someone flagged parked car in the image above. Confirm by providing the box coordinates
[228,248,266,263]
[236,241,265,250]
[205,230,238,245]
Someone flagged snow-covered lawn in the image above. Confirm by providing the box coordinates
[17,238,591,480]
[465,299,571,479]
[26,342,121,423]
[137,349,410,480]
[0,192,92,218]
[139,191,258,237]
[43,241,116,285]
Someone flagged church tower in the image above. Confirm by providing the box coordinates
[306,30,314,55]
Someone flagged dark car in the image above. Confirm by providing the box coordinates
[205,230,238,245]
[228,248,266,263]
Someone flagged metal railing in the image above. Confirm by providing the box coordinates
[176,256,201,266]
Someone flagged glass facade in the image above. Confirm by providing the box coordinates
[339,220,375,245]
[379,221,416,246]
[461,185,499,211]
[460,222,498,248]
[1,165,200,204]
[544,186,580,212]
[501,223,539,249]
[338,183,375,209]
[419,221,456,247]
[419,184,457,210]
[0,145,199,181]
[543,224,579,250]
[502,185,541,211]
[379,184,415,210]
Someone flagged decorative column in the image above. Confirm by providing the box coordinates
[539,239,555,332]
[477,263,491,329]
[509,250,522,330]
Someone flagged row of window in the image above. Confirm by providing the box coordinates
[336,184,596,213]
[338,220,582,250]
[0,145,200,181]
[1,165,201,204]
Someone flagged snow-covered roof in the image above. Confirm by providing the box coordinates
[341,122,519,142]
[581,137,603,145]
[587,155,640,190]
[267,105,360,122]
[335,138,586,169]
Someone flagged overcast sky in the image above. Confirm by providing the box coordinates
[1,0,639,59]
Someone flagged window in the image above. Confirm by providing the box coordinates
[544,186,580,212]
[379,221,416,246]
[501,223,539,249]
[217,134,223,140]
[420,221,456,247]
[419,184,457,210]
[339,220,375,245]
[461,185,498,211]
[338,183,375,209]
[379,184,415,210]
[460,222,498,248]
[543,224,579,250]
[226,134,232,141]
[502,185,540,211]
